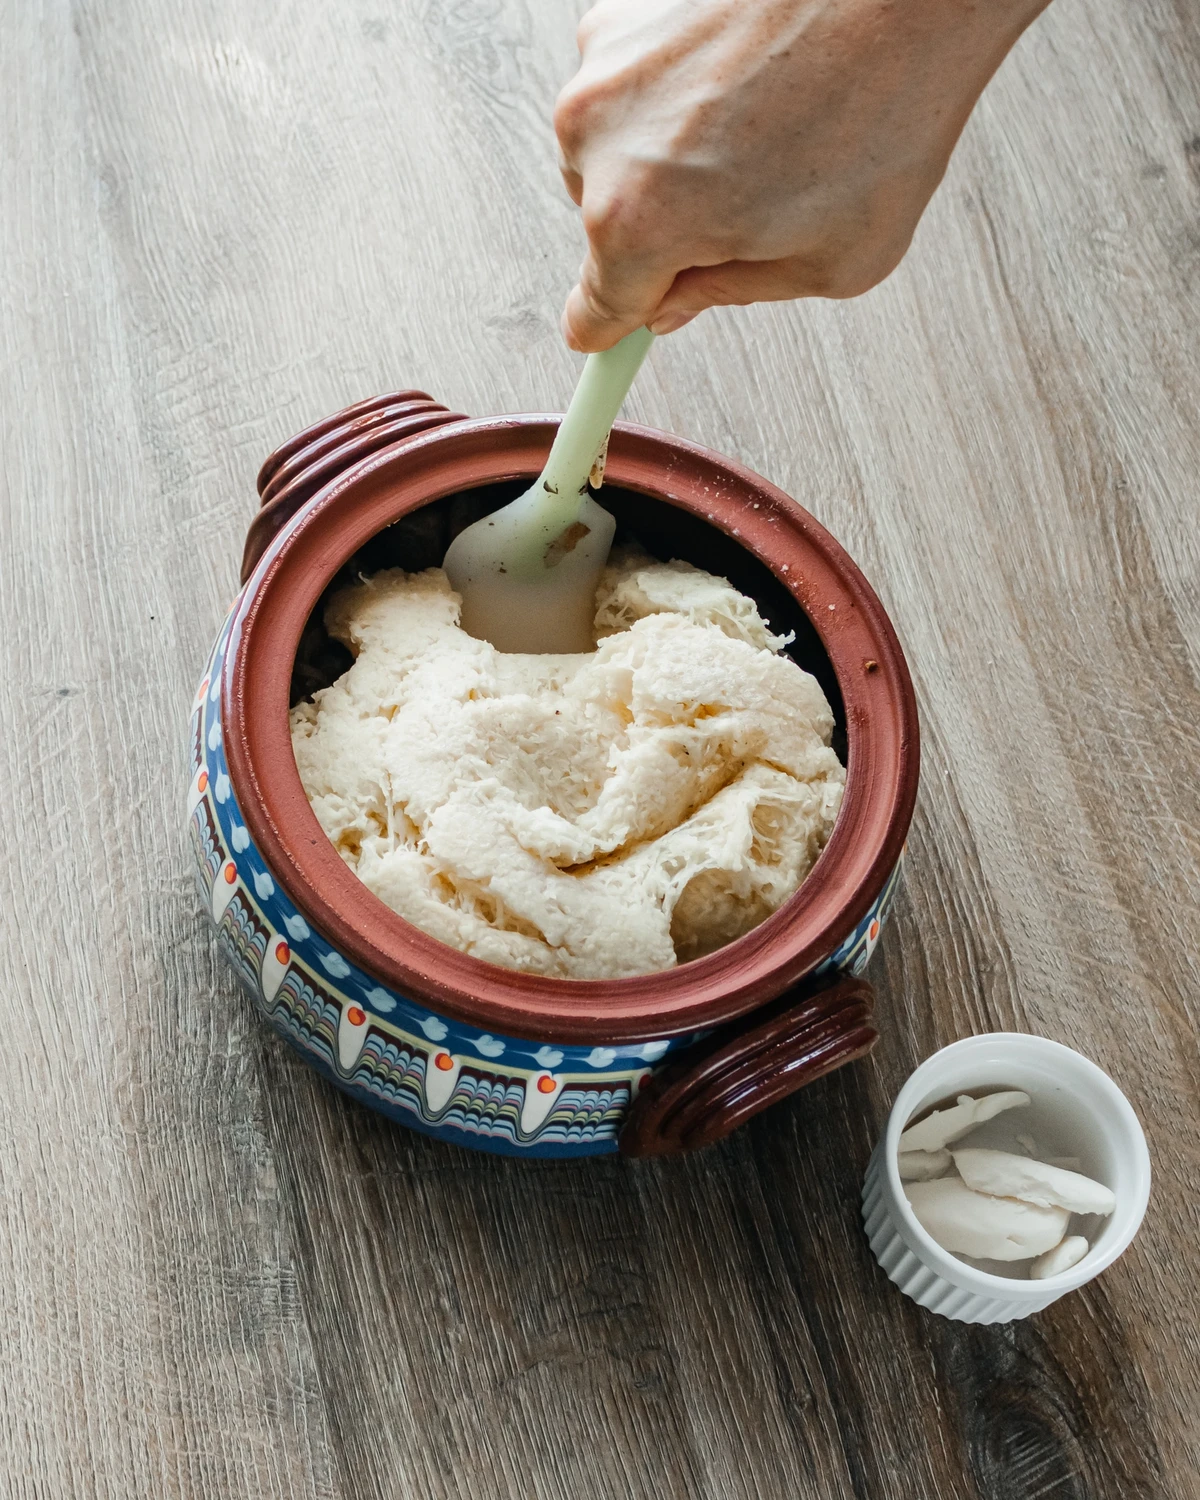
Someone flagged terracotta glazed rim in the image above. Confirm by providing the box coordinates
[223,417,919,1044]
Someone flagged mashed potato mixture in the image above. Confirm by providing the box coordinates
[290,551,845,979]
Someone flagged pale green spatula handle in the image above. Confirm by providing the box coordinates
[537,326,655,524]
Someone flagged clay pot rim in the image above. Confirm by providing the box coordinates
[223,415,919,1044]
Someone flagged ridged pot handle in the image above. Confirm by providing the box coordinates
[242,391,467,583]
[620,974,877,1157]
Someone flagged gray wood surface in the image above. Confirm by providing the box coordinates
[3,0,1198,1495]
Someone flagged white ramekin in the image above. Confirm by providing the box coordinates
[861,1033,1151,1323]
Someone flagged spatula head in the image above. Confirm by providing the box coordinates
[442,487,616,653]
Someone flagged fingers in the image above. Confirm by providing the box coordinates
[571,257,804,352]
[647,309,700,336]
[647,246,909,331]
[650,259,828,327]
[562,242,677,352]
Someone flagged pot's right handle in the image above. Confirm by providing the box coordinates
[620,974,877,1157]
[242,391,467,583]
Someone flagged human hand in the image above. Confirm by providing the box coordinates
[556,0,1050,350]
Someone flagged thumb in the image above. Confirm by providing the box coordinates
[562,245,676,353]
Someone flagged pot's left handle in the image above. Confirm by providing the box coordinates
[620,974,877,1157]
[241,391,467,583]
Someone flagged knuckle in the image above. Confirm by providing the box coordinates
[581,167,664,253]
[576,0,617,49]
[553,84,591,155]
[555,73,625,159]
[575,10,598,49]
[581,192,633,252]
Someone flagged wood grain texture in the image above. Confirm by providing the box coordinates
[1,0,1197,1495]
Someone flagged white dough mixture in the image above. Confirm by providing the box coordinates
[290,551,845,979]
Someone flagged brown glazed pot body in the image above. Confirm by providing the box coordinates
[210,398,919,1155]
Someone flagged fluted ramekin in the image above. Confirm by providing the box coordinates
[862,1033,1151,1323]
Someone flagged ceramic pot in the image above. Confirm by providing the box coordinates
[188,392,919,1158]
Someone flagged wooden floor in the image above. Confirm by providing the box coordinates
[4,0,1199,1495]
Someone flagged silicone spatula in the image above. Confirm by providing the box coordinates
[442,326,654,652]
